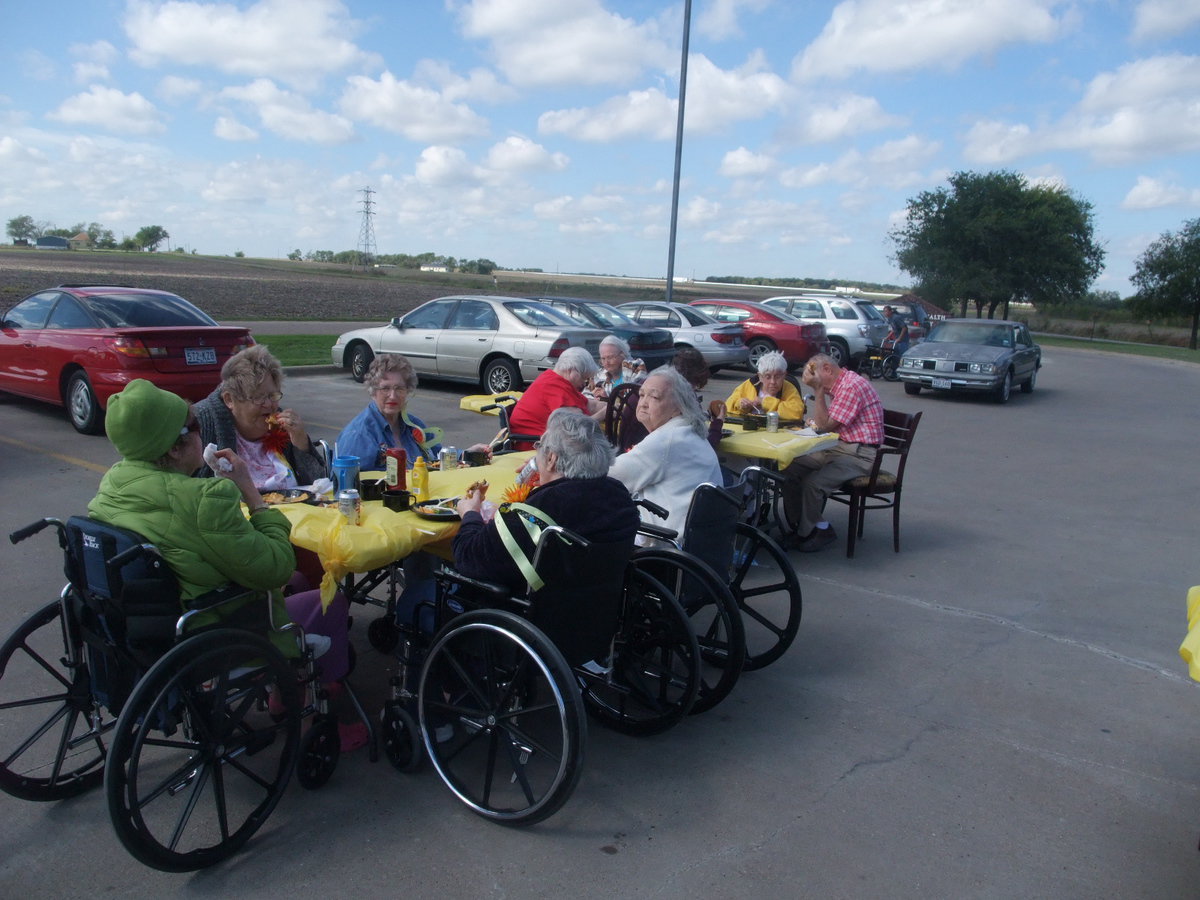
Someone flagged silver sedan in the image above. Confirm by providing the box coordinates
[897,318,1041,404]
[331,295,609,393]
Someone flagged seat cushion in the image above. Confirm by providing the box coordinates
[841,470,897,492]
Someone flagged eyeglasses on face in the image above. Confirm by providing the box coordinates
[242,391,283,406]
[373,385,409,397]
[179,419,200,437]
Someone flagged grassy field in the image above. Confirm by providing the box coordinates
[1035,335,1199,363]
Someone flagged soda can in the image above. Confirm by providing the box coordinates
[516,456,538,485]
[337,489,361,526]
[438,446,460,470]
[766,410,780,432]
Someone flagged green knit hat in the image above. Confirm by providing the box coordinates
[105,379,191,461]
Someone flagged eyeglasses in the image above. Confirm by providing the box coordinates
[533,440,543,450]
[372,385,409,397]
[242,391,282,406]
[179,419,200,437]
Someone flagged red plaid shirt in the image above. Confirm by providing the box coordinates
[826,368,884,444]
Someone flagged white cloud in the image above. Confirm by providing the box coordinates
[455,0,669,87]
[695,0,772,40]
[794,0,1063,81]
[222,79,354,143]
[484,136,568,173]
[1132,0,1200,42]
[963,55,1200,164]
[720,146,775,177]
[682,196,721,226]
[72,63,111,85]
[539,88,676,141]
[214,116,259,142]
[798,93,905,143]
[411,60,517,104]
[157,75,204,104]
[781,134,939,190]
[340,72,489,142]
[413,145,479,186]
[48,85,165,135]
[124,0,376,89]
[685,52,789,132]
[1122,174,1200,209]
[0,136,47,166]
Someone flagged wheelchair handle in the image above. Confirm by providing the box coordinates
[9,518,56,544]
[636,522,678,542]
[107,543,157,569]
[634,498,669,520]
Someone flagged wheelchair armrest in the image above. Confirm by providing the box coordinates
[186,583,257,611]
[637,522,679,542]
[434,568,513,601]
[741,464,786,486]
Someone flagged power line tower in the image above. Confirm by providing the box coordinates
[356,186,377,270]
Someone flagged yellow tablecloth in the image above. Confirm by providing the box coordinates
[718,423,840,468]
[1179,585,1200,681]
[274,453,533,606]
[459,393,523,414]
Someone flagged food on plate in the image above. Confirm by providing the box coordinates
[261,490,311,504]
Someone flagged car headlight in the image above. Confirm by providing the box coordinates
[968,362,997,374]
[901,357,918,368]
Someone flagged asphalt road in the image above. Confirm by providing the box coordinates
[1,348,1198,898]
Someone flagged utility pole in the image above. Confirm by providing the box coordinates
[356,186,377,270]
[664,0,692,303]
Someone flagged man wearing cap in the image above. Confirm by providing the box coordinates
[882,305,910,357]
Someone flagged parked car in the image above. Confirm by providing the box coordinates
[0,285,254,434]
[616,301,748,372]
[331,295,609,393]
[530,296,676,370]
[897,318,1041,404]
[687,299,829,370]
[873,300,931,342]
[760,295,889,368]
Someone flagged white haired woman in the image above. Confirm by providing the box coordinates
[336,354,442,469]
[591,335,647,401]
[507,346,603,450]
[609,366,722,535]
[723,350,806,421]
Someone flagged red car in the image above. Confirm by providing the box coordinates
[688,299,829,370]
[0,285,254,434]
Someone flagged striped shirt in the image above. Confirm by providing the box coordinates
[827,368,884,445]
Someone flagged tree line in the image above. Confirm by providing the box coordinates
[287,248,497,274]
[5,215,169,252]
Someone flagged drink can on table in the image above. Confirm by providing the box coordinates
[766,410,780,432]
[337,489,361,526]
[438,446,460,470]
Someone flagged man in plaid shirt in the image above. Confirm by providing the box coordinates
[783,354,884,552]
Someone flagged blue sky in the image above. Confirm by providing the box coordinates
[2,0,1198,295]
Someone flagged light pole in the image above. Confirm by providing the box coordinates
[664,0,692,303]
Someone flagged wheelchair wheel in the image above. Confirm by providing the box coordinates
[579,566,701,736]
[419,609,585,826]
[380,701,423,772]
[630,548,745,715]
[0,598,111,801]
[882,356,900,381]
[729,523,802,670]
[296,715,340,789]
[368,616,400,653]
[105,629,301,872]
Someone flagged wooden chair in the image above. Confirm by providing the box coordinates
[826,409,922,558]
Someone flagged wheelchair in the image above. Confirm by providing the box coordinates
[2,516,341,872]
[375,519,701,825]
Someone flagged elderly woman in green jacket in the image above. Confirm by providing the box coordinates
[87,379,348,675]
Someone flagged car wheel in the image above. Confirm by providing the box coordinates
[349,344,374,383]
[66,371,104,435]
[827,339,849,367]
[746,339,776,371]
[904,383,922,396]
[1020,369,1037,393]
[482,358,521,393]
[993,370,1012,404]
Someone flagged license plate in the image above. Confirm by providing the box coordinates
[185,347,217,365]
[932,377,952,390]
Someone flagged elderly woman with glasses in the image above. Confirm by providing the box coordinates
[336,354,443,469]
[193,344,326,488]
[723,350,806,421]
[590,335,646,401]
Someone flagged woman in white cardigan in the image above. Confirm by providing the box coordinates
[609,366,723,537]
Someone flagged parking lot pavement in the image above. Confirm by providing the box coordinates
[1,351,1199,896]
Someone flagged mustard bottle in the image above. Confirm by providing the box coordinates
[411,456,429,503]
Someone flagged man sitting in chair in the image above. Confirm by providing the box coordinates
[454,408,639,594]
[781,353,884,553]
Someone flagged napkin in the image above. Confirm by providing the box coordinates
[203,442,234,474]
[787,427,821,437]
[311,477,335,499]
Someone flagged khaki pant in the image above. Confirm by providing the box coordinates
[781,441,876,536]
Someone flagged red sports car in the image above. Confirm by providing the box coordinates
[688,299,830,370]
[0,284,253,434]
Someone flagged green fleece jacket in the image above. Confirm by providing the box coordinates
[88,459,298,653]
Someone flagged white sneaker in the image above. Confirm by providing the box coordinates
[433,723,455,743]
[304,634,331,660]
[579,659,611,676]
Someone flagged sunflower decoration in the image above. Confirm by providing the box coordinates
[502,470,539,503]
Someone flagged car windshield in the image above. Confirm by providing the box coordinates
[82,292,218,327]
[581,303,635,328]
[504,301,574,328]
[858,303,885,320]
[927,323,1012,347]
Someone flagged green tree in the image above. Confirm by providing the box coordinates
[1130,218,1200,350]
[287,248,302,261]
[76,221,116,248]
[135,225,170,252]
[119,236,139,251]
[890,170,1105,319]
[6,215,39,241]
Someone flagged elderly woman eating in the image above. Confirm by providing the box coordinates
[194,344,326,487]
[609,367,722,536]
[724,350,806,421]
[336,354,442,468]
[590,335,646,401]
[507,347,604,449]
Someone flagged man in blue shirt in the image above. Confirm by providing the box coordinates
[883,305,910,357]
